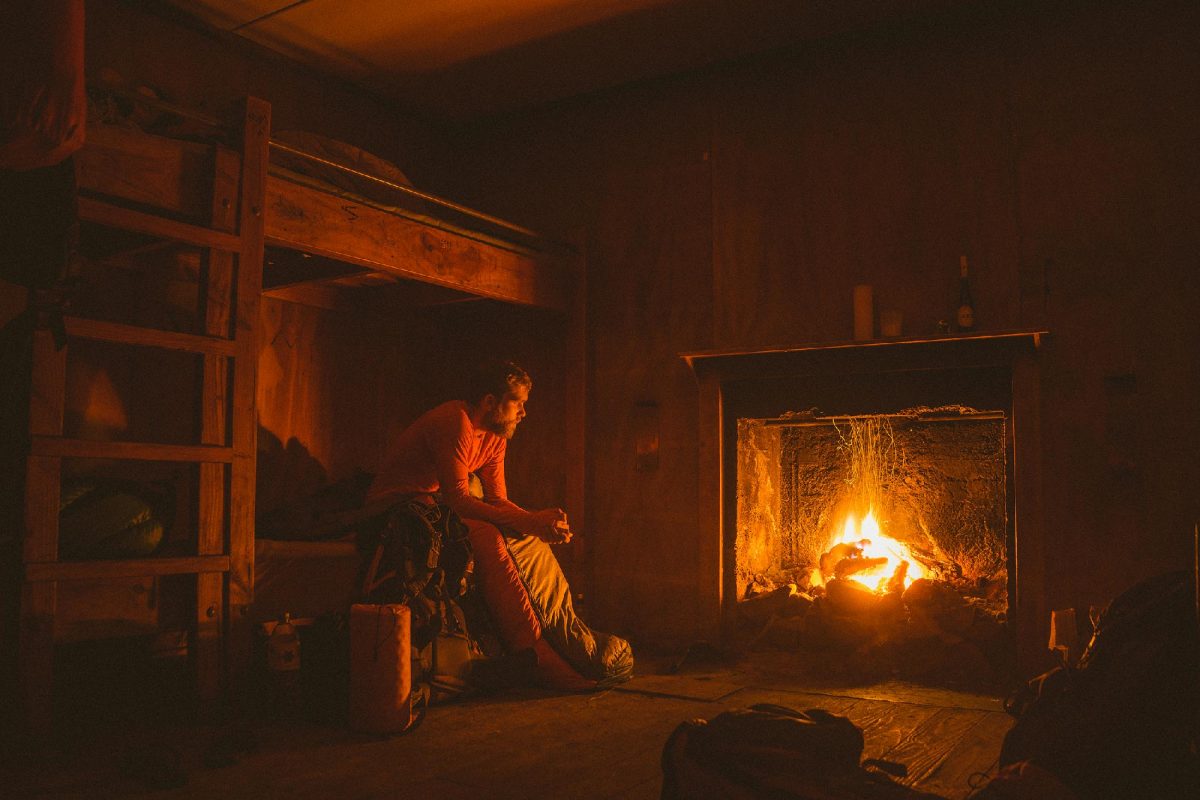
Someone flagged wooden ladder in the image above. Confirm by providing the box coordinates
[19,98,270,738]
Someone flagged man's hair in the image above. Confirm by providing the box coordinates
[467,359,532,404]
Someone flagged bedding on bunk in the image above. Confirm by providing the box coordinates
[255,468,376,542]
[251,470,377,622]
[270,130,416,202]
[1,0,86,170]
[84,79,426,215]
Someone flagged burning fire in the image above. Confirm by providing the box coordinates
[816,509,926,593]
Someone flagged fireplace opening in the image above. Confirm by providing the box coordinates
[734,405,1012,689]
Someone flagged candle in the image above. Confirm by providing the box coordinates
[853,284,873,340]
[880,309,903,338]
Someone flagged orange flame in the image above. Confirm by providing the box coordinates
[825,508,925,592]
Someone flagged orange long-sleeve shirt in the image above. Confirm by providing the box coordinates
[368,400,530,531]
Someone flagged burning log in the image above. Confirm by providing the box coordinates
[824,578,880,617]
[885,561,908,596]
[818,539,890,584]
[819,540,866,576]
[833,556,888,580]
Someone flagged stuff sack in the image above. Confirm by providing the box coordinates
[999,570,1199,800]
[661,704,941,800]
[58,477,171,559]
[348,603,424,734]
[0,0,86,170]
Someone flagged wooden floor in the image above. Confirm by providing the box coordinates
[4,652,1011,799]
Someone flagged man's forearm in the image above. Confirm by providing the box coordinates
[445,492,531,532]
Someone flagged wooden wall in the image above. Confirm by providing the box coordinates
[82,1,494,510]
[85,0,447,181]
[255,296,571,523]
[2,2,576,705]
[432,0,1200,655]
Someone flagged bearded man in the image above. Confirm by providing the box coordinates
[368,360,570,543]
[367,360,632,690]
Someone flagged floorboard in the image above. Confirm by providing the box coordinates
[2,662,1012,799]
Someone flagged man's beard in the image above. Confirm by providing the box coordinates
[482,412,519,439]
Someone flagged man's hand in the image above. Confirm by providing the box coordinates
[525,508,573,544]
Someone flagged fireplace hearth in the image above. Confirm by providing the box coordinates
[734,406,1012,688]
[683,330,1049,677]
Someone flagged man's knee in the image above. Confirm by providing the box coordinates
[464,518,503,549]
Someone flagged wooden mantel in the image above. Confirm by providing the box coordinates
[681,329,1048,376]
[681,328,1052,676]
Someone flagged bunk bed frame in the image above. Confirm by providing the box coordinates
[19,95,584,736]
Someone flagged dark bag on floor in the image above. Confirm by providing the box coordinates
[661,704,942,799]
[999,570,1199,800]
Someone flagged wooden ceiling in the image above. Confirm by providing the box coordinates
[167,0,973,121]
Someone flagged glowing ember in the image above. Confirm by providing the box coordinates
[820,509,925,593]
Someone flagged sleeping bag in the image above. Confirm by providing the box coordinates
[467,519,633,690]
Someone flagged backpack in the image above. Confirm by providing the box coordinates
[355,499,491,701]
[661,704,940,799]
[998,570,1199,799]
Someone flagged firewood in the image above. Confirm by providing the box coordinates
[903,578,965,609]
[819,541,866,576]
[737,584,796,626]
[824,578,879,616]
[885,561,908,595]
[833,556,888,579]
[781,592,814,618]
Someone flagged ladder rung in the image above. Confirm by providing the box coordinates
[31,437,235,463]
[26,555,232,582]
[65,318,238,356]
[78,196,242,252]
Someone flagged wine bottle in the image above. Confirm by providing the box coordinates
[956,255,975,332]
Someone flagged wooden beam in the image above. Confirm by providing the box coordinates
[564,238,587,586]
[75,123,218,220]
[21,330,65,739]
[25,556,232,582]
[261,283,356,311]
[695,371,724,640]
[1012,352,1049,677]
[265,176,568,311]
[65,317,236,356]
[78,197,242,252]
[30,437,235,463]
[196,140,238,703]
[229,97,270,609]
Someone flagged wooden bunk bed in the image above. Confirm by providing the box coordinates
[19,94,584,735]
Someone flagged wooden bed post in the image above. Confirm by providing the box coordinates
[564,232,588,596]
[20,330,66,741]
[222,97,269,693]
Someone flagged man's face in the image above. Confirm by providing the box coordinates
[481,383,529,440]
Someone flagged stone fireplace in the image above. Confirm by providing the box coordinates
[683,330,1048,676]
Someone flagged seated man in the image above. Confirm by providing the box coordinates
[367,360,632,690]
